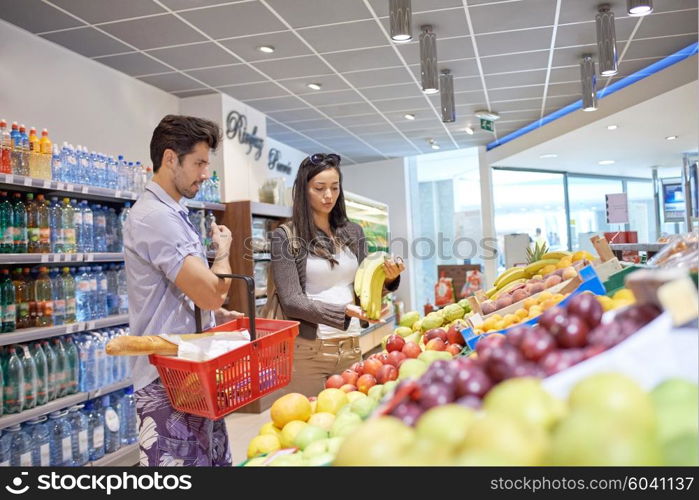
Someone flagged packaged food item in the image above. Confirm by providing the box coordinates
[648,231,698,271]
[434,272,455,307]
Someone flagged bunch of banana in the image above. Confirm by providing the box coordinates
[541,251,571,260]
[524,258,559,277]
[355,251,387,320]
[492,267,528,289]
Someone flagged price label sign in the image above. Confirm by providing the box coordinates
[24,177,32,186]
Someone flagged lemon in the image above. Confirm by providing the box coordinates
[259,421,283,440]
[247,434,281,458]
[613,289,635,302]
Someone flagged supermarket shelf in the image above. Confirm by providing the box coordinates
[0,314,129,346]
[185,200,225,211]
[0,173,138,203]
[250,201,292,218]
[0,393,85,429]
[609,243,667,252]
[0,379,133,430]
[89,443,139,467]
[0,253,123,265]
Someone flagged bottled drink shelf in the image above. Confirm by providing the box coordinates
[0,379,132,429]
[0,173,225,210]
[0,253,124,265]
[88,443,139,467]
[0,314,129,346]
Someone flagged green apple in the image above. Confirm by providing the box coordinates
[399,311,420,328]
[293,425,328,450]
[483,377,565,431]
[351,397,378,419]
[382,380,398,397]
[394,326,413,337]
[307,412,335,432]
[334,417,415,466]
[404,332,422,345]
[335,404,353,418]
[398,359,427,380]
[418,350,451,365]
[651,378,699,444]
[415,404,476,453]
[326,437,344,455]
[330,412,362,438]
[367,385,384,401]
[302,439,329,459]
[394,437,452,466]
[346,391,367,404]
[661,432,699,465]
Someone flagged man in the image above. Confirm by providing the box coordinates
[123,115,239,466]
[534,227,549,247]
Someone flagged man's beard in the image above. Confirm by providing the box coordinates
[177,181,199,199]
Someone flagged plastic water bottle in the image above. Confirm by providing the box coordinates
[105,208,116,252]
[77,334,94,392]
[117,265,128,315]
[48,196,62,253]
[120,386,138,445]
[62,198,76,253]
[75,267,90,321]
[106,265,119,316]
[61,267,76,324]
[24,416,51,466]
[11,192,27,253]
[76,201,92,253]
[51,337,68,398]
[93,332,108,386]
[87,266,97,319]
[18,125,30,176]
[31,342,49,406]
[68,404,89,465]
[2,346,24,413]
[84,399,105,461]
[116,203,130,253]
[0,191,13,253]
[35,194,51,253]
[117,155,127,191]
[48,410,73,466]
[107,330,120,382]
[75,145,84,184]
[103,395,122,454]
[20,344,38,410]
[95,266,108,318]
[49,268,64,325]
[116,328,130,380]
[94,205,107,252]
[65,143,77,183]
[64,336,79,395]
[1,268,16,332]
[5,424,32,466]
[41,340,58,401]
[92,152,102,187]
[51,143,62,181]
[35,266,54,327]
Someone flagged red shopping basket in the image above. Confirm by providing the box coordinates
[148,274,299,420]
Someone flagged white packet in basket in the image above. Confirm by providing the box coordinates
[159,331,251,361]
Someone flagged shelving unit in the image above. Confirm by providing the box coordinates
[0,253,124,265]
[88,443,139,467]
[0,314,129,346]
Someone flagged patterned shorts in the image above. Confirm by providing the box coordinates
[135,379,232,466]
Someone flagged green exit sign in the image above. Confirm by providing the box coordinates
[480,118,494,132]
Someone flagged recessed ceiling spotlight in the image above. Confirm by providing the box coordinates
[257,45,275,53]
[428,138,440,150]
[464,126,474,135]
[540,154,558,159]
[627,0,653,16]
[665,135,679,141]
[307,83,322,90]
[598,160,615,165]
[607,124,618,130]
[404,113,416,120]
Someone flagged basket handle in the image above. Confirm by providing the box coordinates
[194,273,257,340]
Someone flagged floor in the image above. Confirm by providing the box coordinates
[224,408,271,465]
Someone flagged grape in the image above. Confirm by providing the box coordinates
[540,307,567,334]
[512,361,546,378]
[520,326,556,362]
[391,401,423,427]
[475,334,506,363]
[485,344,523,382]
[454,366,493,398]
[422,360,458,386]
[618,304,662,326]
[455,395,483,410]
[583,344,606,360]
[555,315,589,348]
[566,293,603,329]
[505,326,529,347]
[418,382,455,409]
[541,349,583,376]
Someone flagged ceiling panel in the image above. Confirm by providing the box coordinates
[489,85,545,101]
[299,20,388,53]
[491,98,543,112]
[186,64,264,87]
[172,88,217,98]
[367,0,463,18]
[265,0,372,28]
[309,128,356,139]
[160,0,244,10]
[146,42,238,70]
[476,26,553,57]
[409,57,480,78]
[317,102,377,117]
[282,74,351,93]
[380,7,470,41]
[546,81,581,97]
[323,46,403,72]
[558,1,629,25]
[481,50,550,74]
[624,34,699,61]
[266,108,325,122]
[334,114,386,127]
[397,36,474,65]
[138,72,204,92]
[636,9,698,39]
[454,76,485,92]
[95,52,172,77]
[0,0,85,33]
[373,96,432,113]
[219,31,312,62]
[551,44,598,68]
[555,17,637,48]
[243,95,307,112]
[218,81,290,101]
[469,0,557,34]
[179,2,286,39]
[300,89,365,106]
[51,0,165,24]
[287,119,338,132]
[41,27,132,58]
[548,65,581,83]
[361,83,425,100]
[252,54,333,79]
[485,68,547,88]
[100,14,206,50]
[345,67,415,88]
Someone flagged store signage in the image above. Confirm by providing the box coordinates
[605,193,629,224]
[226,110,264,160]
[268,148,292,175]
[480,118,494,132]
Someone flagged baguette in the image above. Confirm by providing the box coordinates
[106,333,216,356]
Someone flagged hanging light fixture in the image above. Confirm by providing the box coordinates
[389,0,412,42]
[596,5,618,76]
[580,55,597,112]
[440,69,455,123]
[419,25,439,95]
[627,0,653,16]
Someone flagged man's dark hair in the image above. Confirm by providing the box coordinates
[150,114,221,173]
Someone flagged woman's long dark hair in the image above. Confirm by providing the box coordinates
[291,154,353,266]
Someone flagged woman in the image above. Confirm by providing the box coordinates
[270,153,405,397]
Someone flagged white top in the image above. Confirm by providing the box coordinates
[305,246,361,339]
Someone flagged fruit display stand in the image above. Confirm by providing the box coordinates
[357,315,396,355]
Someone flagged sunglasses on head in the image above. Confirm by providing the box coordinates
[307,153,341,166]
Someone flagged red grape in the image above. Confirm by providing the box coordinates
[539,306,565,331]
[512,361,546,378]
[391,401,423,427]
[418,383,455,409]
[520,326,556,362]
[566,293,603,329]
[475,334,506,364]
[485,344,523,382]
[555,315,589,348]
[454,366,493,398]
[505,326,529,347]
[455,395,483,410]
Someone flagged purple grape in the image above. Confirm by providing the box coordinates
[505,326,529,348]
[418,382,455,410]
[512,361,546,378]
[423,360,459,386]
[566,294,603,329]
[554,316,589,348]
[520,326,556,362]
[541,349,585,376]
[485,344,523,382]
[391,401,423,427]
[455,395,482,410]
[454,366,493,398]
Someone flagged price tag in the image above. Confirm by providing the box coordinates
[115,190,122,198]
[7,175,14,183]
[86,253,94,262]
[87,321,96,330]
[43,180,52,188]
[24,177,32,186]
[58,183,66,191]
[41,254,49,262]
[82,185,89,194]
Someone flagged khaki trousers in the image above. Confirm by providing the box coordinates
[283,336,362,398]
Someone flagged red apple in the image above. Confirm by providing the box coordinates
[386,350,407,367]
[362,358,383,377]
[368,353,383,361]
[325,374,344,389]
[424,328,448,343]
[446,324,465,345]
[341,369,359,386]
[357,374,377,394]
[350,361,364,376]
[340,384,357,393]
[376,364,398,384]
[446,343,463,356]
[402,341,421,359]
[426,338,447,351]
[386,334,406,353]
[376,352,391,365]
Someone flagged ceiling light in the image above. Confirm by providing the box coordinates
[474,110,500,121]
[428,138,440,150]
[540,154,558,159]
[419,25,439,95]
[464,126,474,135]
[404,113,416,120]
[666,135,679,141]
[627,0,653,16]
[440,69,455,123]
[598,160,615,165]
[257,45,275,53]
[580,55,597,112]
[596,5,618,76]
[607,124,618,130]
[389,0,412,42]
[306,83,322,90]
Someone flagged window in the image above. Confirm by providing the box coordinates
[626,180,656,242]
[568,176,624,251]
